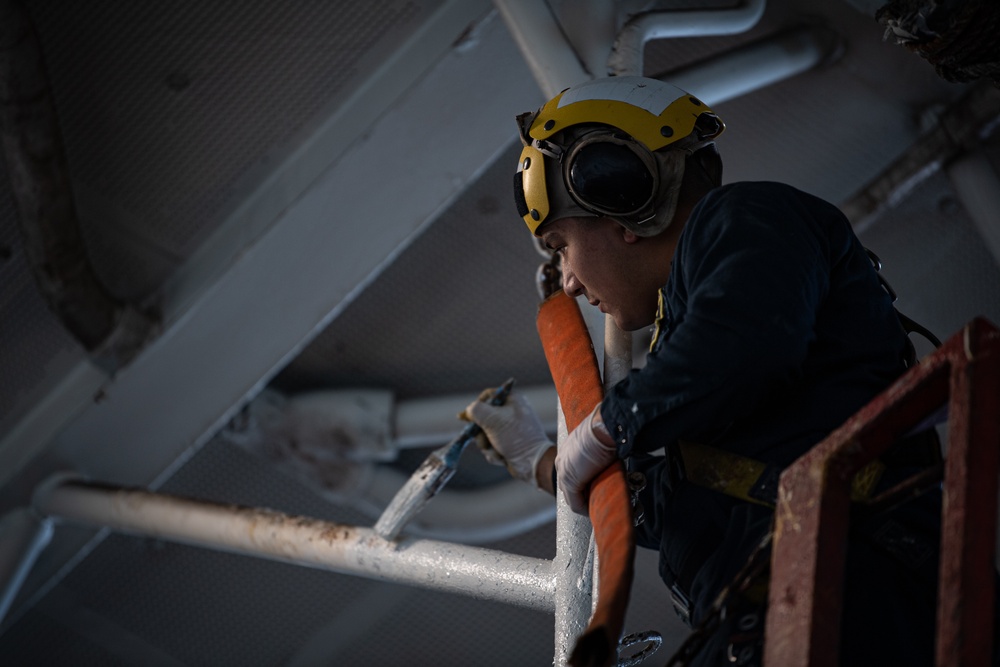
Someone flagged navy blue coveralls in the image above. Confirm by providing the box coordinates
[600,181,946,666]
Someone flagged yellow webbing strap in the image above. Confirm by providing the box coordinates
[677,441,885,507]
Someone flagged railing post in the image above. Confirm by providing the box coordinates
[937,321,1000,666]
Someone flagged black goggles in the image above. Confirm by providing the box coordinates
[520,125,661,226]
[562,131,659,224]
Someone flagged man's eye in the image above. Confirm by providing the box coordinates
[542,237,566,255]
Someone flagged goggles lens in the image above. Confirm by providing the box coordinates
[567,140,655,217]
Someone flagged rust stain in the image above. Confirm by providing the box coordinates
[775,485,798,536]
[317,525,355,545]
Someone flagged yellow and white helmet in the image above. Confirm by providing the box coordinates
[513,76,724,236]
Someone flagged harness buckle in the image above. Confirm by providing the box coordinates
[669,582,692,626]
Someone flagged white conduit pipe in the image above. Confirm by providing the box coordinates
[0,509,53,625]
[553,409,595,666]
[546,0,618,81]
[493,0,591,98]
[393,384,558,449]
[666,25,834,106]
[33,476,556,613]
[227,386,560,545]
[608,0,767,77]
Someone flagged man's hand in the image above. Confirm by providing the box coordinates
[555,405,618,514]
[463,392,553,488]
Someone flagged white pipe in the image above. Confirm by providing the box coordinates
[226,386,559,544]
[0,509,53,625]
[667,25,834,106]
[261,458,557,546]
[608,0,767,77]
[946,151,1000,269]
[393,384,558,449]
[33,477,556,613]
[553,406,594,665]
[546,0,618,82]
[493,0,592,98]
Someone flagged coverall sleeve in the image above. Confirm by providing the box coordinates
[601,184,835,456]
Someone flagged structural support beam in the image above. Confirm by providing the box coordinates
[840,83,1000,231]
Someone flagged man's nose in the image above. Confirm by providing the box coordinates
[562,264,583,297]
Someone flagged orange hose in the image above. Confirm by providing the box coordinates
[537,290,636,667]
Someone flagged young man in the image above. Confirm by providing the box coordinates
[465,76,948,666]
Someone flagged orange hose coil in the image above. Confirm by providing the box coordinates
[537,290,636,667]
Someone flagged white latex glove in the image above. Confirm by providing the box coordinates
[464,392,553,487]
[555,405,618,515]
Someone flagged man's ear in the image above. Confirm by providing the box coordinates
[621,227,640,244]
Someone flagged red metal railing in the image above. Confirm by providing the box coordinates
[766,317,1000,667]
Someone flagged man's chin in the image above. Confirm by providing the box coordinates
[612,314,652,333]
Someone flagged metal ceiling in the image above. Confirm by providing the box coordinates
[1,0,999,665]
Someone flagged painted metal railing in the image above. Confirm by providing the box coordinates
[767,317,1000,667]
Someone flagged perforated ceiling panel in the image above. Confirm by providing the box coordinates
[25,0,431,300]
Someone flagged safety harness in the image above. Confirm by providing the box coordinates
[674,425,943,510]
[657,249,945,666]
[657,248,943,513]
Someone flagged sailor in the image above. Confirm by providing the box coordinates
[465,76,957,666]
